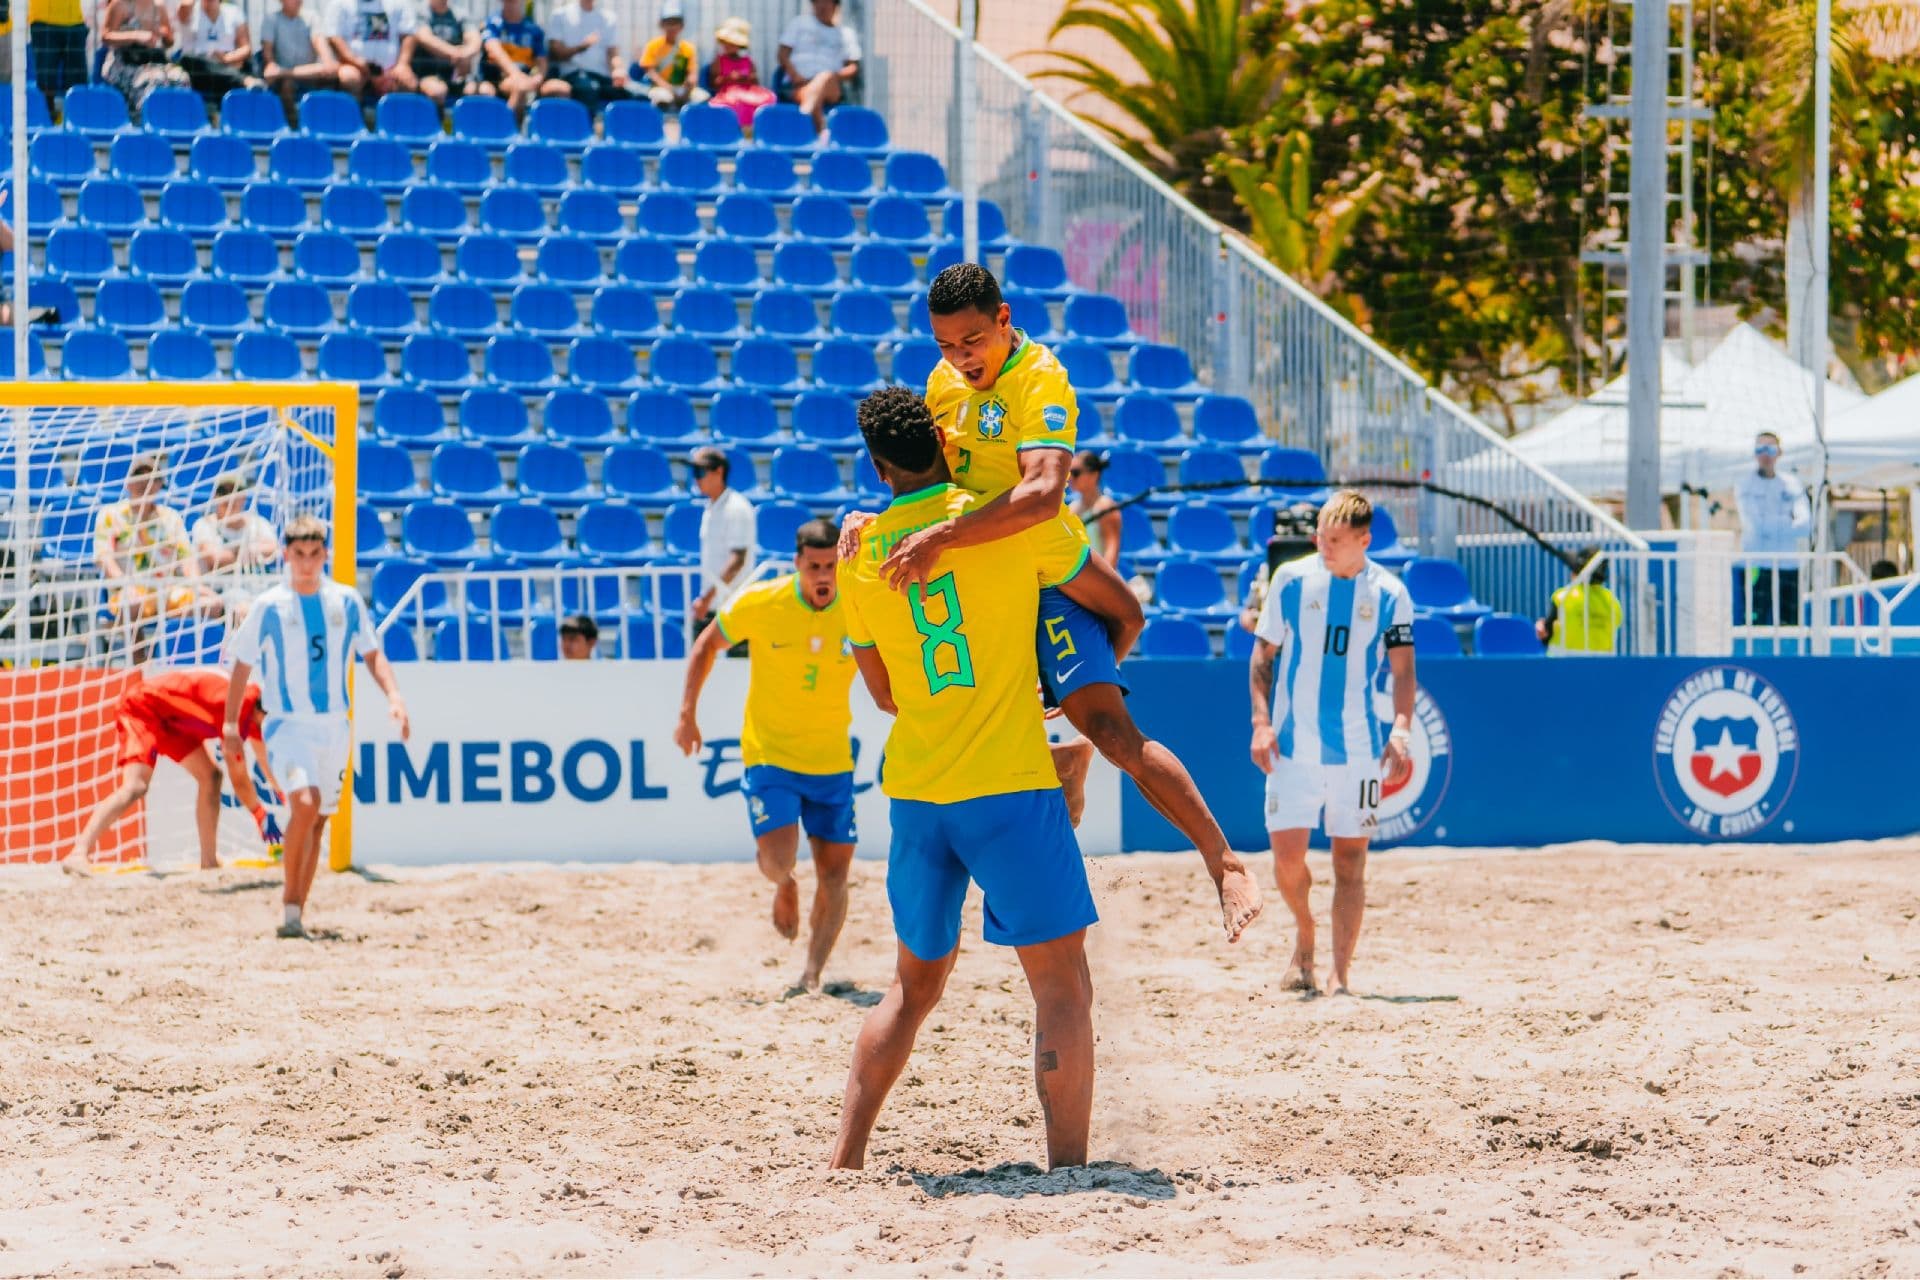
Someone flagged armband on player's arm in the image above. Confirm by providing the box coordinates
[1384,623,1415,649]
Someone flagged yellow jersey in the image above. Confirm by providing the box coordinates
[715,574,856,775]
[840,484,1089,804]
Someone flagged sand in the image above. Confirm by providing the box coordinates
[3,843,1919,1277]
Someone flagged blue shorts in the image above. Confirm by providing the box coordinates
[887,788,1098,961]
[740,765,858,845]
[1037,586,1127,707]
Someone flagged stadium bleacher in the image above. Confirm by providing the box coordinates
[11,85,1533,662]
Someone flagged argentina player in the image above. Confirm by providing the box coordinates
[1248,492,1417,996]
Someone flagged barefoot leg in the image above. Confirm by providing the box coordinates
[801,837,853,990]
[1270,828,1316,991]
[1014,930,1094,1170]
[182,748,223,870]
[830,942,956,1169]
[1048,738,1094,828]
[64,764,153,870]
[755,824,802,941]
[1328,838,1368,994]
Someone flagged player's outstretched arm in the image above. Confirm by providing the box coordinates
[362,649,411,741]
[674,622,731,756]
[882,450,1070,590]
[1054,551,1144,661]
[1381,645,1415,785]
[850,646,896,716]
[1249,639,1279,774]
[222,660,257,795]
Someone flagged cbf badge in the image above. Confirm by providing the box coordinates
[976,399,1006,439]
[1373,688,1452,843]
[1653,665,1800,838]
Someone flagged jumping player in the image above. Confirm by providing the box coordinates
[830,388,1149,1173]
[61,670,281,873]
[1248,491,1417,996]
[854,262,1261,943]
[224,516,410,939]
[674,519,859,995]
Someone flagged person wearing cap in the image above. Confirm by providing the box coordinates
[547,0,629,116]
[691,446,756,629]
[558,613,599,659]
[777,0,858,130]
[1734,430,1813,627]
[635,0,706,110]
[708,15,773,130]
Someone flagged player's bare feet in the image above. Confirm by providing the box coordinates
[276,921,309,940]
[200,856,222,871]
[771,877,800,940]
[59,851,90,878]
[1217,865,1262,943]
[1327,969,1352,996]
[1282,950,1318,995]
[1051,739,1094,827]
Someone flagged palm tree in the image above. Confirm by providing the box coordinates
[1218,131,1385,304]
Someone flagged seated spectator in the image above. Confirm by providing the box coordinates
[174,0,265,104]
[479,0,569,114]
[634,0,705,111]
[260,0,342,112]
[547,0,630,117]
[191,474,280,578]
[30,0,92,106]
[777,0,858,130]
[100,0,194,121]
[409,0,482,105]
[1068,449,1122,570]
[329,0,422,102]
[707,15,772,131]
[559,613,599,659]
[94,454,221,660]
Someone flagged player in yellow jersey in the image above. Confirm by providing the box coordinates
[843,263,1262,944]
[829,388,1150,1173]
[674,519,858,994]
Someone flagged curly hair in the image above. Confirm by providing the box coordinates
[856,387,944,475]
[926,262,1004,318]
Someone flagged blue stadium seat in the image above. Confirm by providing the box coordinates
[492,501,570,564]
[679,102,743,152]
[222,89,290,140]
[295,89,363,143]
[575,501,653,563]
[32,131,99,188]
[429,281,503,339]
[580,144,645,197]
[1413,614,1463,658]
[357,501,394,567]
[0,86,52,133]
[659,147,723,197]
[74,440,136,491]
[45,226,114,283]
[34,503,95,561]
[190,134,256,190]
[518,441,595,503]
[636,192,703,244]
[459,560,536,624]
[380,623,420,661]
[377,232,450,287]
[1224,622,1257,661]
[1177,447,1259,508]
[1255,447,1330,503]
[1155,557,1234,618]
[485,333,558,393]
[322,182,396,237]
[748,101,813,152]
[615,236,683,288]
[262,279,336,339]
[809,148,875,201]
[1064,293,1138,345]
[713,193,781,246]
[812,338,882,393]
[603,445,679,506]
[375,93,442,146]
[94,278,167,338]
[156,177,229,235]
[156,617,227,666]
[20,280,78,331]
[786,194,854,247]
[430,441,514,506]
[180,278,253,337]
[754,288,825,341]
[865,195,933,251]
[773,242,839,293]
[372,386,455,450]
[821,289,890,341]
[126,227,199,286]
[1195,394,1264,450]
[671,286,745,339]
[567,335,643,391]
[1054,339,1121,399]
[452,96,517,149]
[557,189,625,244]
[621,614,688,659]
[1166,504,1243,561]
[1005,244,1075,298]
[924,240,964,280]
[889,337,940,388]
[372,559,455,624]
[449,233,521,288]
[709,388,782,442]
[849,243,916,295]
[210,228,283,286]
[754,500,812,556]
[346,137,415,192]
[347,279,422,337]
[1003,291,1058,343]
[824,106,889,154]
[734,149,800,200]
[239,180,311,236]
[480,187,548,242]
[460,386,537,446]
[1405,558,1492,623]
[1369,505,1413,570]
[602,100,667,153]
[1130,342,1202,396]
[402,332,473,391]
[512,283,585,339]
[1474,612,1545,657]
[1136,616,1211,658]
[292,229,364,285]
[10,179,59,237]
[402,500,480,565]
[1113,393,1185,452]
[730,337,802,393]
[423,138,490,194]
[78,177,149,235]
[529,234,601,291]
[771,446,853,502]
[232,330,304,379]
[693,240,762,293]
[316,331,395,387]
[542,386,621,447]
[793,391,858,446]
[590,284,660,341]
[141,86,210,140]
[1116,504,1161,566]
[402,185,472,239]
[146,331,217,381]
[883,151,952,199]
[1100,446,1164,500]
[627,387,704,447]
[504,142,570,195]
[937,197,1009,248]
[528,98,593,152]
[109,132,178,189]
[850,450,886,500]
[270,135,335,190]
[64,85,132,139]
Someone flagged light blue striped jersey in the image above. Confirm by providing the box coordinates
[229,580,378,719]
[1254,555,1415,765]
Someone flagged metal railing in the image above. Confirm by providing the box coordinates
[376,562,705,660]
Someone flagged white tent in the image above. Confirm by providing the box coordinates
[1818,372,1920,487]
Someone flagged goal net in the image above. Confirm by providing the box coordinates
[0,384,358,870]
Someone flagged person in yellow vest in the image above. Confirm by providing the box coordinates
[1536,551,1622,654]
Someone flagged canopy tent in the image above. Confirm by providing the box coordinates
[1817,372,1920,487]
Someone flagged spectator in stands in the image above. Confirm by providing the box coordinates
[777,0,858,131]
[328,0,421,102]
[30,0,92,105]
[1734,429,1812,626]
[480,0,569,114]
[175,0,265,104]
[634,0,705,111]
[94,455,220,651]
[192,474,280,578]
[1536,549,1621,655]
[408,0,481,105]
[547,0,629,116]
[559,613,599,659]
[707,16,773,130]
[1067,449,1122,569]
[260,0,342,112]
[100,0,193,120]
[690,445,755,630]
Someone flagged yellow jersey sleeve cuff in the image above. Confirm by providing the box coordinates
[1016,440,1074,453]
[713,616,737,645]
[1043,543,1092,589]
[848,638,876,649]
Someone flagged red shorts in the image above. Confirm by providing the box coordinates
[114,701,204,770]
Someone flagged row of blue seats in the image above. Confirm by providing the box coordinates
[124,612,689,664]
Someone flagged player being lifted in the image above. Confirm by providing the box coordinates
[1248,492,1417,996]
[849,263,1261,943]
[674,519,860,995]
[224,516,410,939]
[61,670,283,873]
[830,387,1149,1172]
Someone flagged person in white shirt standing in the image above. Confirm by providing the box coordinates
[1733,430,1813,627]
[327,0,420,102]
[690,444,755,631]
[777,0,859,130]
[225,516,410,939]
[546,0,628,116]
[1248,491,1417,996]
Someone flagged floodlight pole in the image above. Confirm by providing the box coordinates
[1810,0,1833,653]
[1625,0,1666,531]
[958,0,979,265]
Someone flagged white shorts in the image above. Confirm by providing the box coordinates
[263,716,352,817]
[1265,755,1381,840]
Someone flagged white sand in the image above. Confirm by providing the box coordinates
[3,844,1919,1277]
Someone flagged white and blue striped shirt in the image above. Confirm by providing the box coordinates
[229,580,379,720]
[1255,555,1415,765]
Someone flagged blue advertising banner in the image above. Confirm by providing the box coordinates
[1121,657,1920,850]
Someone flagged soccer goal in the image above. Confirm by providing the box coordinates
[0,383,359,870]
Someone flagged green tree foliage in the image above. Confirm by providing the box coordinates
[1219,130,1386,302]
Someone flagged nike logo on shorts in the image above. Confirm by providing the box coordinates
[1055,662,1083,684]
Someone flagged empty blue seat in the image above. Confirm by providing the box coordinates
[376,93,442,146]
[1176,447,1258,507]
[850,243,915,295]
[1195,394,1264,448]
[46,227,114,282]
[671,286,744,340]
[541,386,620,446]
[1101,446,1164,500]
[576,501,652,562]
[812,338,882,393]
[512,283,584,339]
[1475,612,1545,657]
[1064,293,1137,345]
[730,336,801,393]
[659,147,722,197]
[1256,447,1330,502]
[754,500,812,556]
[938,197,1009,248]
[770,446,852,501]
[347,137,414,191]
[74,441,136,490]
[371,558,455,622]
[504,142,570,194]
[485,333,558,392]
[1001,290,1057,343]
[1405,557,1492,623]
[270,135,335,190]
[293,229,365,285]
[492,501,570,564]
[621,613,688,659]
[124,227,198,287]
[110,132,178,189]
[210,228,282,285]
[480,188,547,241]
[459,232,529,287]
[556,189,624,245]
[1136,616,1211,658]
[925,240,965,279]
[693,240,763,293]
[402,499,479,564]
[1130,342,1201,395]
[424,138,491,193]
[1413,615,1463,658]
[402,185,471,238]
[233,330,303,379]
[380,621,421,661]
[1006,244,1075,297]
[316,331,394,386]
[460,386,537,446]
[773,242,839,293]
[518,441,594,503]
[372,386,455,449]
[825,106,890,154]
[781,196,850,249]
[866,194,934,248]
[1113,393,1184,451]
[141,86,210,140]
[298,89,365,143]
[64,85,132,139]
[590,284,660,340]
[679,102,743,151]
[749,288,821,341]
[1369,505,1413,570]
[793,391,858,445]
[322,182,394,237]
[603,444,679,505]
[430,441,514,505]
[1054,339,1120,398]
[32,131,99,188]
[94,279,166,338]
[221,89,290,140]
[602,100,667,152]
[1224,621,1257,661]
[156,177,229,235]
[402,332,472,390]
[147,330,218,381]
[189,134,257,189]
[883,151,952,199]
[429,281,503,339]
[615,236,683,287]
[452,96,517,148]
[568,335,642,391]
[262,279,336,338]
[631,380,710,439]
[698,394,776,451]
[347,279,421,337]
[750,102,814,152]
[713,193,781,245]
[239,181,310,235]
[890,337,940,388]
[1156,557,1233,617]
[356,501,394,566]
[377,232,449,287]
[852,451,885,499]
[20,280,79,331]
[1166,504,1242,560]
[35,504,98,561]
[809,151,875,203]
[528,97,592,152]
[78,177,149,235]
[734,150,800,200]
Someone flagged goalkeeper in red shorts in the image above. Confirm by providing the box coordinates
[61,671,282,872]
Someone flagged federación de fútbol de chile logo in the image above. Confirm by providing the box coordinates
[1373,686,1453,843]
[1653,665,1800,838]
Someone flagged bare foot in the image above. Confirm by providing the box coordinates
[1327,971,1352,997]
[771,877,800,940]
[1051,739,1094,827]
[1282,952,1318,995]
[275,921,309,940]
[1217,866,1262,943]
[200,856,222,871]
[59,852,90,878]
